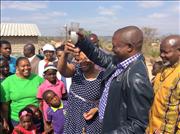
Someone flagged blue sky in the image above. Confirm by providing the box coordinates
[1,1,180,36]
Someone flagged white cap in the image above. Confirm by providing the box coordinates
[43,62,57,73]
[43,44,55,52]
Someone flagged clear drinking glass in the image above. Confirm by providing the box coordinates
[70,22,80,32]
[70,22,80,44]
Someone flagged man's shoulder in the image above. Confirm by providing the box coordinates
[10,56,16,59]
[30,73,44,82]
[1,75,13,87]
[10,56,16,62]
[38,80,50,89]
[129,56,146,71]
[34,55,42,61]
[126,57,150,81]
[2,74,16,82]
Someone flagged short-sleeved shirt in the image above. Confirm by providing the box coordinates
[38,60,47,77]
[47,103,65,134]
[12,124,37,134]
[0,56,16,74]
[9,56,16,74]
[37,79,66,120]
[0,73,44,121]
[0,72,13,83]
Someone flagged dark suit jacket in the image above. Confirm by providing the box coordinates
[77,38,154,134]
[30,55,41,74]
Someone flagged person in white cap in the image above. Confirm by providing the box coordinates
[38,44,56,77]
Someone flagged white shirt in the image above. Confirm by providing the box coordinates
[28,55,36,62]
[56,72,72,93]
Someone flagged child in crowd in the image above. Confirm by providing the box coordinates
[43,90,65,134]
[0,40,16,74]
[0,57,12,133]
[37,63,66,127]
[0,57,13,82]
[26,104,45,134]
[151,61,163,85]
[12,107,36,134]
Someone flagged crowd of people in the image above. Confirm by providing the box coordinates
[0,26,179,134]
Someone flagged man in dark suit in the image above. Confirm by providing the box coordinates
[65,26,154,133]
[23,43,42,74]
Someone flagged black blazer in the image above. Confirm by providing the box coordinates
[77,38,154,134]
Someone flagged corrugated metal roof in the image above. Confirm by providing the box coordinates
[0,23,41,36]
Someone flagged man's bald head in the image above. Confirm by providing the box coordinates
[24,43,35,51]
[160,35,180,66]
[114,26,143,51]
[112,26,143,61]
[23,43,35,57]
[161,35,180,49]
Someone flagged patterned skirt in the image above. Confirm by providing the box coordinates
[64,93,102,134]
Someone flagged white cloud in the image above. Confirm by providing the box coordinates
[139,1,163,8]
[76,11,178,36]
[111,5,122,9]
[1,2,178,36]
[1,1,48,11]
[148,13,168,19]
[1,11,68,24]
[1,17,12,21]
[98,7,115,15]
[98,5,122,16]
[33,11,67,20]
[2,12,178,36]
[137,14,179,35]
[49,11,67,17]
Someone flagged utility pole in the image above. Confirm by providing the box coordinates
[64,24,68,41]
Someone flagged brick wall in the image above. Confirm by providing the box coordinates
[1,36,40,55]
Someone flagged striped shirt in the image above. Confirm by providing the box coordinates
[99,53,141,120]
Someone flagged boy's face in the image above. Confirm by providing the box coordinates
[46,92,61,108]
[20,115,33,130]
[0,60,9,76]
[44,69,57,83]
[0,44,11,58]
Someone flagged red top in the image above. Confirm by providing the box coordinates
[12,125,37,134]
